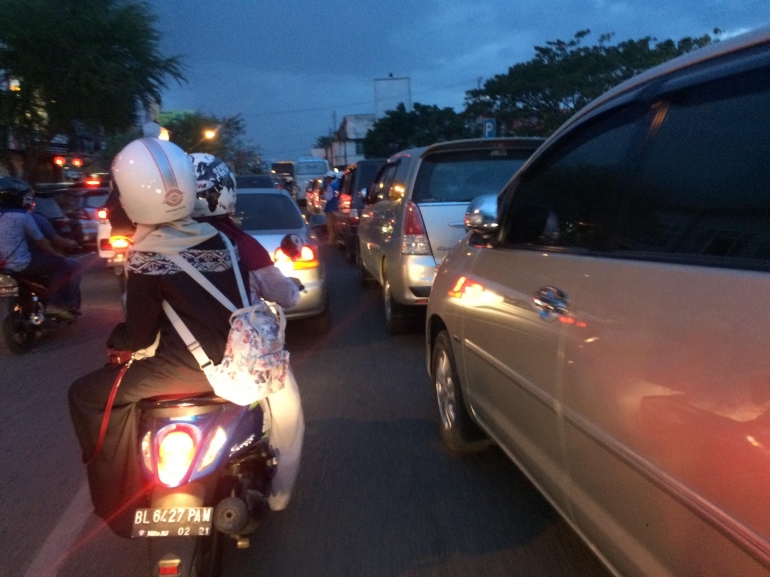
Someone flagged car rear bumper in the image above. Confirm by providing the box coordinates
[393,254,436,305]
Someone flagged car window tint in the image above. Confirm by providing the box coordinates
[388,158,411,201]
[501,106,645,251]
[356,161,384,194]
[34,197,65,219]
[85,194,109,208]
[618,69,770,269]
[234,194,304,231]
[236,175,276,189]
[340,170,353,196]
[413,149,531,203]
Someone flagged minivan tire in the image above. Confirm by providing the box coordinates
[432,331,490,453]
[359,247,377,287]
[382,268,409,335]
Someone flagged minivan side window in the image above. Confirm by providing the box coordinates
[388,158,411,201]
[368,163,397,204]
[500,105,646,252]
[617,69,770,270]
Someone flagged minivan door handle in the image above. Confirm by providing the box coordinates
[532,286,569,320]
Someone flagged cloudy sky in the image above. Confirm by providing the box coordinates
[152,0,769,161]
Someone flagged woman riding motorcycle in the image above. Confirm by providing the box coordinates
[189,152,304,510]
[68,138,248,536]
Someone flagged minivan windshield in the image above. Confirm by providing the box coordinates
[295,160,328,175]
[412,149,531,203]
[271,162,294,177]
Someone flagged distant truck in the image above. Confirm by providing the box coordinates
[271,157,329,205]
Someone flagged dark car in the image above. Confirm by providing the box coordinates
[32,194,83,246]
[334,159,387,262]
[235,174,277,189]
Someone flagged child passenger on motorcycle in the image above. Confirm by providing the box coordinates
[188,152,304,511]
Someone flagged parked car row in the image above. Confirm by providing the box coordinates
[339,28,770,577]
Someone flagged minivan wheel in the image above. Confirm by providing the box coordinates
[432,331,489,453]
[382,269,409,335]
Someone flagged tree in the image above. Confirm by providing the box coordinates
[159,111,263,174]
[0,0,184,180]
[363,103,473,158]
[464,29,719,137]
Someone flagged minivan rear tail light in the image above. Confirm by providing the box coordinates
[109,236,132,250]
[402,201,431,255]
[74,208,90,220]
[96,208,108,220]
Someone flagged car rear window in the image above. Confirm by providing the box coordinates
[412,149,533,203]
[235,194,304,231]
[236,175,276,189]
[33,197,65,219]
[85,194,109,208]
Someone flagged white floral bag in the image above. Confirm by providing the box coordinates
[162,233,289,406]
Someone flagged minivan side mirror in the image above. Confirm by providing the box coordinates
[464,194,498,234]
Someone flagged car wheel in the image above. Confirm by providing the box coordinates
[359,247,377,287]
[432,330,490,453]
[382,268,409,335]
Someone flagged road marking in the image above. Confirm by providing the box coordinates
[23,482,92,577]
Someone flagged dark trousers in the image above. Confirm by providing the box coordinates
[68,358,212,537]
[23,251,81,310]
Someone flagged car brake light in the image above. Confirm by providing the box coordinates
[157,561,181,576]
[402,201,431,255]
[85,179,101,187]
[74,208,90,220]
[109,236,132,250]
[156,425,198,487]
[96,208,108,220]
[273,245,319,270]
[99,239,112,251]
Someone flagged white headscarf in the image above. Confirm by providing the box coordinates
[130,216,218,255]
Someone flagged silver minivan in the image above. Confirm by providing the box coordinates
[427,28,770,577]
[357,138,543,333]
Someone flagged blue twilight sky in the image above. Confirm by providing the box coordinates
[152,0,770,161]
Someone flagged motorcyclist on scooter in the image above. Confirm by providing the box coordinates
[189,152,304,510]
[0,177,81,318]
[68,138,247,536]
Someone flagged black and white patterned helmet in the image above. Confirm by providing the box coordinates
[189,153,236,218]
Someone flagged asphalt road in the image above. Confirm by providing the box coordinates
[0,245,610,577]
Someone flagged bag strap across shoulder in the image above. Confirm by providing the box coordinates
[162,232,249,370]
[164,232,249,312]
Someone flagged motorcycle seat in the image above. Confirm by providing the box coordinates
[138,392,230,410]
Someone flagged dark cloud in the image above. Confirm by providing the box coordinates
[153,0,769,159]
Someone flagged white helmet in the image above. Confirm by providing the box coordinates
[111,138,196,225]
[189,153,236,218]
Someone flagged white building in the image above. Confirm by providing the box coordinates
[314,114,376,169]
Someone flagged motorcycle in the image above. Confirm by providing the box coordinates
[0,270,76,353]
[135,392,275,577]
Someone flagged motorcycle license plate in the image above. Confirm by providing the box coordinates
[131,507,213,538]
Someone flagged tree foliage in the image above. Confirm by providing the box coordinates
[363,103,473,158]
[465,29,718,137]
[0,0,184,178]
[159,111,263,175]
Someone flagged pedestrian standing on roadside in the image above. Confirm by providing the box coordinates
[322,170,340,246]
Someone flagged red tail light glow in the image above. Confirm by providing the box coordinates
[402,201,431,255]
[109,236,132,250]
[273,245,319,270]
[85,179,101,187]
[156,425,198,487]
[74,208,90,221]
[96,208,108,220]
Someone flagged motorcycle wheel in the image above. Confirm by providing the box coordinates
[2,310,36,354]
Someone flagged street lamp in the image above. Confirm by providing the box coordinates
[203,129,216,140]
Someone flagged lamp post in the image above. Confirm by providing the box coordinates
[203,129,216,140]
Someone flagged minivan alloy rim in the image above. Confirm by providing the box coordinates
[435,350,456,430]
